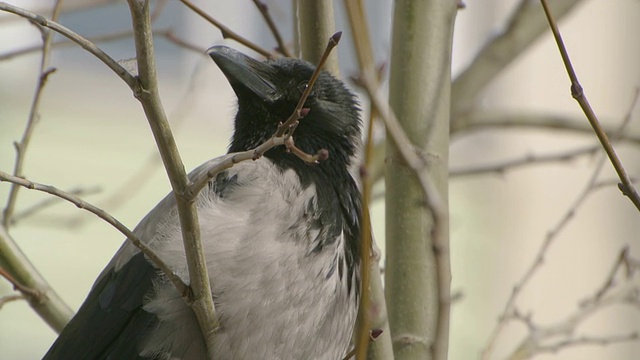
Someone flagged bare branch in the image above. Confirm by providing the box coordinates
[342,1,394,358]
[3,0,61,228]
[539,0,640,211]
[357,69,450,359]
[0,267,44,301]
[450,145,598,178]
[451,0,585,121]
[251,0,292,57]
[0,0,74,334]
[0,30,131,61]
[504,249,640,359]
[0,1,169,62]
[452,110,640,146]
[178,0,274,59]
[185,136,284,200]
[482,156,605,359]
[276,32,341,135]
[10,185,101,226]
[0,170,189,299]
[158,29,205,54]
[0,3,136,88]
[482,88,640,359]
[0,294,25,310]
[126,1,217,355]
[0,223,73,332]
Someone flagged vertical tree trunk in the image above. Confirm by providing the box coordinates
[385,0,457,359]
[295,0,340,75]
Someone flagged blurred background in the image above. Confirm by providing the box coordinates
[1,0,639,359]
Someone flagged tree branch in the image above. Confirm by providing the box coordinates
[179,0,274,59]
[342,1,394,358]
[0,0,75,334]
[251,0,292,57]
[126,1,217,357]
[0,3,136,88]
[504,248,640,359]
[0,0,168,62]
[361,2,458,358]
[482,89,639,359]
[452,110,640,146]
[0,171,189,299]
[480,154,604,359]
[450,145,599,178]
[296,0,340,76]
[3,0,61,228]
[0,223,73,332]
[539,0,640,211]
[0,294,25,310]
[451,0,585,122]
[9,185,101,226]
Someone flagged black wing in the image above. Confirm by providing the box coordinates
[42,252,158,360]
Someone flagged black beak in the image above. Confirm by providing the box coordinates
[207,45,280,102]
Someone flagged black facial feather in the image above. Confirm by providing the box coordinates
[228,58,361,163]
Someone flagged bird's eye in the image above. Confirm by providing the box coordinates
[297,81,309,94]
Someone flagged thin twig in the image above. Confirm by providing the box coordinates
[504,249,640,359]
[451,0,585,121]
[150,0,168,21]
[66,60,210,228]
[0,30,129,61]
[535,333,639,355]
[0,171,189,300]
[355,112,375,360]
[278,32,341,135]
[540,0,640,211]
[452,110,640,146]
[450,145,599,178]
[9,185,101,225]
[0,0,167,62]
[581,246,632,307]
[0,267,44,301]
[0,0,74,334]
[185,32,342,201]
[185,136,284,200]
[0,3,137,89]
[159,29,204,54]
[481,156,601,359]
[0,294,25,309]
[0,223,73,332]
[342,1,385,358]
[2,0,61,228]
[179,0,274,59]
[482,92,640,359]
[251,0,292,57]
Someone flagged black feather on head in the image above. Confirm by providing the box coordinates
[207,46,361,169]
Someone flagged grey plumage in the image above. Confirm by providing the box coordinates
[43,46,362,360]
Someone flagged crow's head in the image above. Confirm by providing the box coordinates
[208,46,361,169]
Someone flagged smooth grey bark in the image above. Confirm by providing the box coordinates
[385,0,456,359]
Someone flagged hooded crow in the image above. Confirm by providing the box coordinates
[43,45,362,360]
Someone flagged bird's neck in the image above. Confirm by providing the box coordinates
[266,148,362,297]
